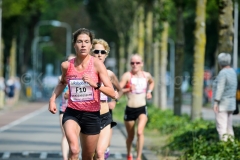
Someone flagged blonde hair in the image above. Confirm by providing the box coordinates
[130,53,143,62]
[92,39,110,56]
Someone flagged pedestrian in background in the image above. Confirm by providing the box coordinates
[5,77,15,105]
[212,53,237,141]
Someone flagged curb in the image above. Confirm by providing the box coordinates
[116,122,159,160]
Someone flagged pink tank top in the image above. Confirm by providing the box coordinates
[66,57,100,112]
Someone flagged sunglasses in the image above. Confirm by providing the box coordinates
[93,50,107,54]
[130,62,141,65]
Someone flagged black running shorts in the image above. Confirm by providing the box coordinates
[100,112,117,129]
[62,107,101,135]
[124,105,148,121]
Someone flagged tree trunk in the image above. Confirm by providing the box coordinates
[159,22,169,109]
[191,0,207,121]
[174,1,185,116]
[9,38,16,78]
[137,5,145,60]
[216,0,233,73]
[145,8,153,73]
[127,13,138,71]
[218,0,233,54]
[153,42,160,107]
[118,32,125,78]
[0,39,3,77]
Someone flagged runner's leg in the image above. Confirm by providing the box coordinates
[124,120,135,157]
[80,133,99,160]
[95,124,111,160]
[60,114,69,160]
[63,120,80,160]
[136,114,148,160]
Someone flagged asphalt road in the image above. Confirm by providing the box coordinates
[0,102,159,160]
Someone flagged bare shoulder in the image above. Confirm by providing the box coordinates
[121,71,131,80]
[107,70,114,77]
[93,57,105,71]
[143,71,153,79]
[61,60,70,71]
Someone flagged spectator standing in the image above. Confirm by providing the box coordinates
[212,53,238,141]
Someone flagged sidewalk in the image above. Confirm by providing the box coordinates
[0,100,47,128]
[181,104,240,125]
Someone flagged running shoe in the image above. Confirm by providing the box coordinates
[104,147,110,159]
[127,154,133,160]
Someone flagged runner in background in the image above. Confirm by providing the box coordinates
[58,54,75,160]
[119,54,154,160]
[91,38,122,160]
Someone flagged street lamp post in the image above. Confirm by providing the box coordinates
[38,42,53,73]
[34,20,72,57]
[31,36,50,100]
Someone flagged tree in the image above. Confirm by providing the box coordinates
[217,0,233,73]
[145,1,154,73]
[218,0,233,53]
[137,4,145,59]
[191,0,207,120]
[2,0,48,76]
[173,0,185,116]
[153,0,161,107]
[159,21,169,109]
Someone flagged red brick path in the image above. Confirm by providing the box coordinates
[0,101,48,128]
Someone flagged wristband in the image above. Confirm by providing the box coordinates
[147,90,152,93]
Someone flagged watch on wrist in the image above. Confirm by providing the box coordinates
[94,82,101,90]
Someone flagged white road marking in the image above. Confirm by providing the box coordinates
[0,105,47,132]
[114,152,123,159]
[39,152,48,159]
[22,151,29,156]
[2,152,10,159]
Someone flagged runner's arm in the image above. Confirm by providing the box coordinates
[110,71,123,99]
[94,59,115,99]
[119,72,131,94]
[146,72,154,99]
[49,62,68,102]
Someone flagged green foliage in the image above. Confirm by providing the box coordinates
[147,107,190,134]
[145,103,240,159]
[185,137,240,159]
[112,96,127,122]
[3,0,48,18]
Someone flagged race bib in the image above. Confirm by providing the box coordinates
[69,79,94,101]
[131,77,147,94]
